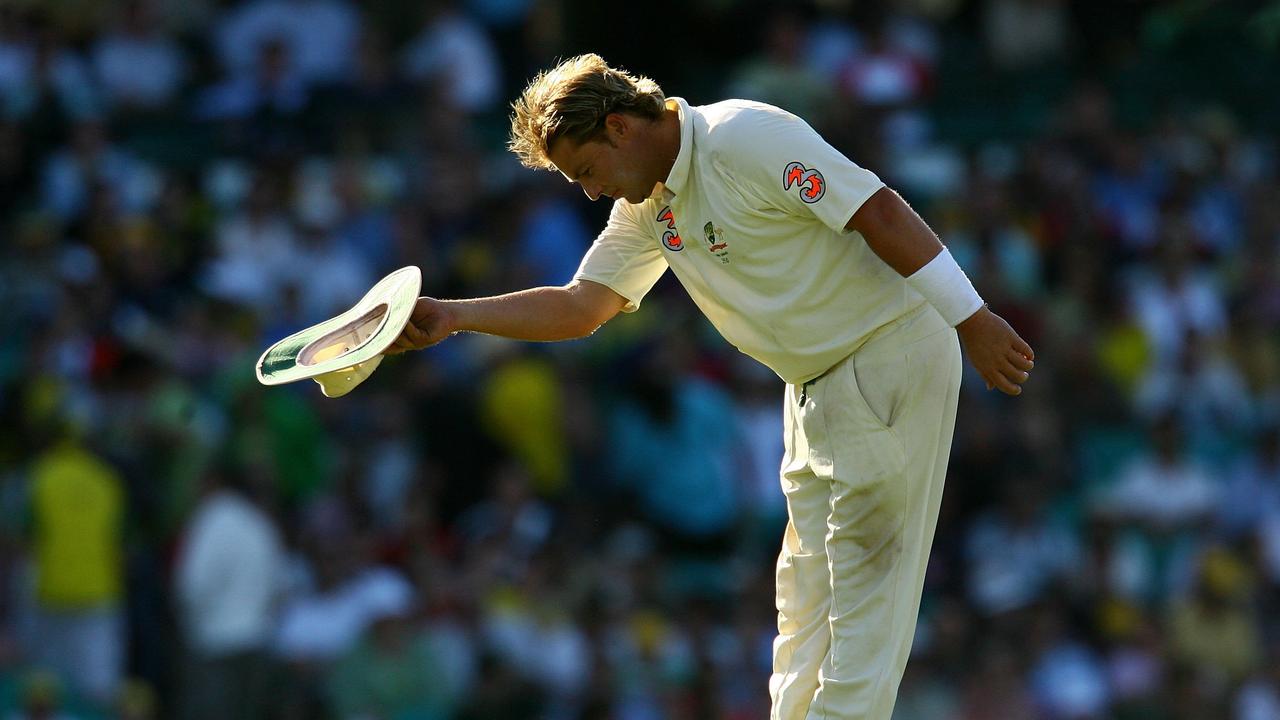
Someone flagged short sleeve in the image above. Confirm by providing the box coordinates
[717,104,885,234]
[572,200,669,312]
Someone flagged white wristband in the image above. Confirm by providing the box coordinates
[905,247,984,327]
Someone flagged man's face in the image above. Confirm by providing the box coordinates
[548,115,658,204]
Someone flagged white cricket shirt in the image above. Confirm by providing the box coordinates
[572,97,929,384]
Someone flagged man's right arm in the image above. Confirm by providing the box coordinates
[387,279,628,353]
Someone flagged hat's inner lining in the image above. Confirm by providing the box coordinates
[297,304,389,367]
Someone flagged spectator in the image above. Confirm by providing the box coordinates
[1235,638,1280,720]
[357,393,422,533]
[40,120,159,222]
[401,0,501,114]
[1185,114,1247,257]
[273,534,416,663]
[1217,424,1280,539]
[1093,414,1220,601]
[0,15,98,121]
[0,9,36,104]
[982,0,1072,70]
[1026,604,1111,719]
[454,461,553,563]
[1167,548,1262,688]
[292,217,376,321]
[838,16,931,110]
[1092,134,1166,253]
[948,169,1044,303]
[331,159,399,272]
[726,354,786,555]
[216,0,360,86]
[27,426,125,707]
[195,37,307,122]
[8,670,81,720]
[1134,330,1252,444]
[199,171,299,313]
[478,353,571,496]
[802,5,863,82]
[1258,500,1280,589]
[173,460,285,720]
[90,0,186,111]
[1100,609,1167,718]
[726,6,837,127]
[327,594,464,720]
[1127,225,1229,369]
[511,179,593,289]
[477,552,592,707]
[964,476,1082,616]
[607,337,743,546]
[1096,414,1219,535]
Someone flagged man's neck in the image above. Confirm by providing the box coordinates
[656,99,682,183]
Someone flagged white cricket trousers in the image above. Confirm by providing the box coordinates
[769,304,962,720]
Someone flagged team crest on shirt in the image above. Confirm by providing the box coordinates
[656,206,684,251]
[783,161,826,204]
[702,221,730,263]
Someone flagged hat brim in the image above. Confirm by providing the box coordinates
[255,266,421,393]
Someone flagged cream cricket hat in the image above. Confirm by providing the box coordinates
[256,266,421,398]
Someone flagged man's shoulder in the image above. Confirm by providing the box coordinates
[695,98,796,136]
[696,97,783,117]
[612,196,659,219]
[692,99,810,163]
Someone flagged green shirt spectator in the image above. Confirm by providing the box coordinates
[328,616,460,720]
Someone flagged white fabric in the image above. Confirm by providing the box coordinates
[964,510,1082,615]
[32,606,123,704]
[92,34,186,108]
[216,0,359,83]
[401,11,500,111]
[273,566,414,660]
[574,97,919,385]
[1099,458,1220,528]
[770,304,961,719]
[202,212,300,311]
[1128,267,1227,367]
[42,145,160,220]
[904,247,984,327]
[175,491,285,655]
[1237,680,1280,720]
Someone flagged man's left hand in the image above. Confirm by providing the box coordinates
[955,306,1035,396]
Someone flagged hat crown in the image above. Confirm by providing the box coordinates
[298,303,389,367]
[255,266,422,396]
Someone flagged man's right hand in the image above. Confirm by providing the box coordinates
[387,296,455,355]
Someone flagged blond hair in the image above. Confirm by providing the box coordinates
[508,54,665,170]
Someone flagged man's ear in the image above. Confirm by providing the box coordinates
[604,113,627,139]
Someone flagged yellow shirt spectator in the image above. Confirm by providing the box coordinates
[31,439,124,608]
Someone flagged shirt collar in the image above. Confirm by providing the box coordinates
[655,97,693,200]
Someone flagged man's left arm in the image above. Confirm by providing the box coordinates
[846,187,1035,396]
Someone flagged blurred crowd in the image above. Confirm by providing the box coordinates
[0,0,1278,719]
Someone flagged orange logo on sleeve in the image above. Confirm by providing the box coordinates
[783,161,826,203]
